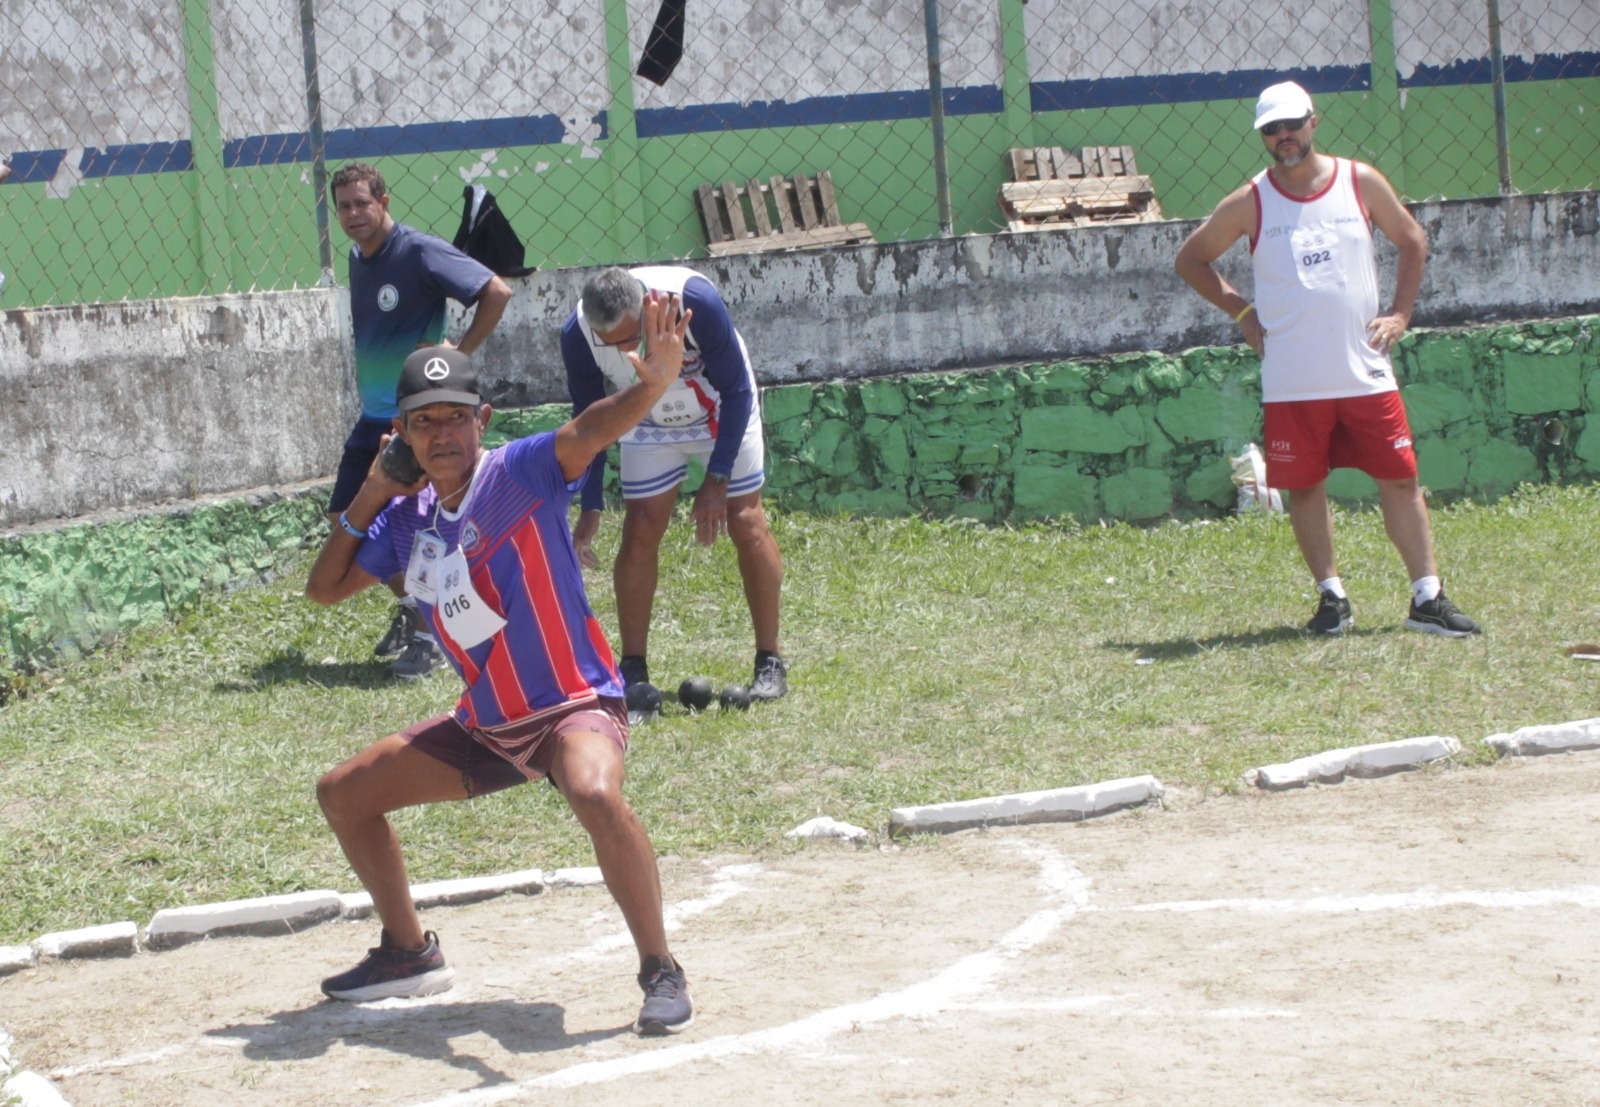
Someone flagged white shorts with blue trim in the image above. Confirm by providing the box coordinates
[618,416,765,500]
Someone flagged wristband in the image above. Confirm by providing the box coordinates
[1233,303,1256,324]
[338,511,368,540]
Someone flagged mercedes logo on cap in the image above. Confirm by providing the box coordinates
[424,357,451,381]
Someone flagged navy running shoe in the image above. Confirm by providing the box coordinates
[321,930,455,1001]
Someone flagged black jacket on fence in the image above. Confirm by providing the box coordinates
[452,184,534,277]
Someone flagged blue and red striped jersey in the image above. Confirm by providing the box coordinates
[357,432,623,728]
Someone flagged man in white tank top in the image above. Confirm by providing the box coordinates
[1175,81,1480,638]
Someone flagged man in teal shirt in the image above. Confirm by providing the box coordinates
[327,162,513,677]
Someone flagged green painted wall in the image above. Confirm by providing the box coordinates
[2,317,1593,678]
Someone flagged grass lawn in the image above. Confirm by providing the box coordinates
[2,483,1597,943]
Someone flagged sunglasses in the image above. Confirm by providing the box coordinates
[1260,114,1312,137]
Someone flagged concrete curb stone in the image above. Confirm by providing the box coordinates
[0,945,37,977]
[889,775,1164,837]
[146,891,345,950]
[1243,736,1462,791]
[339,869,546,920]
[32,922,138,961]
[1484,717,1600,757]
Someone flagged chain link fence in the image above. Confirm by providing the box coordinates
[1,0,1595,308]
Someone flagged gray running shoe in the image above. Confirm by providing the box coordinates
[1305,590,1353,635]
[389,635,446,679]
[1404,593,1481,637]
[750,652,788,701]
[321,929,454,1002]
[375,603,421,659]
[634,955,693,1036]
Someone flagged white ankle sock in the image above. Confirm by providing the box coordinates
[1412,576,1441,603]
[1317,577,1346,599]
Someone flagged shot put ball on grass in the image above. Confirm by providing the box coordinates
[719,684,752,711]
[625,681,663,720]
[678,676,714,711]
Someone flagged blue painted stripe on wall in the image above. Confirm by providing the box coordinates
[4,149,66,184]
[636,85,1004,138]
[1031,65,1371,113]
[323,114,581,160]
[223,113,587,168]
[80,141,194,178]
[1402,50,1600,88]
[225,133,313,168]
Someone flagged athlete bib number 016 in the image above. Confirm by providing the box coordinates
[405,539,506,649]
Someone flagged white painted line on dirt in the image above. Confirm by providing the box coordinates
[51,1044,196,1080]
[43,862,774,1081]
[552,862,770,964]
[1243,736,1460,790]
[1119,884,1600,915]
[405,843,1094,1106]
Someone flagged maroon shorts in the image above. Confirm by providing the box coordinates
[1263,392,1418,490]
[401,696,629,798]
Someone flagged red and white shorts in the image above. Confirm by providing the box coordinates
[1262,392,1418,491]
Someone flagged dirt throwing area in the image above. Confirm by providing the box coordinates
[6,753,1600,1106]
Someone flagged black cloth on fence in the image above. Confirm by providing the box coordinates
[452,184,534,277]
[637,0,685,86]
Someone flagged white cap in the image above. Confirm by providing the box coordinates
[1253,81,1315,129]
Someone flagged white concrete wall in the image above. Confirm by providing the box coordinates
[1,0,189,151]
[0,290,354,528]
[1023,0,1371,80]
[1393,0,1597,77]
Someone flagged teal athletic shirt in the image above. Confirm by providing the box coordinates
[347,222,495,421]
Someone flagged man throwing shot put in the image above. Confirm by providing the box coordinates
[1175,81,1480,637]
[304,292,694,1035]
[329,162,513,679]
[561,266,788,700]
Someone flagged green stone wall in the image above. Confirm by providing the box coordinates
[494,316,1600,524]
[1,315,1592,678]
[0,490,327,679]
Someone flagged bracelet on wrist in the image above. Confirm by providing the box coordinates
[338,511,368,540]
[1233,303,1256,324]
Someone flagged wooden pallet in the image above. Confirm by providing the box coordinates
[1000,145,1162,232]
[697,170,875,256]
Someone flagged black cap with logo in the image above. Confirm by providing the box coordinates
[397,346,480,413]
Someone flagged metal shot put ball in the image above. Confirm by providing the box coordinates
[719,684,752,711]
[625,681,663,715]
[678,676,714,711]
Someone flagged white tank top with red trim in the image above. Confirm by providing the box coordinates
[1250,157,1397,402]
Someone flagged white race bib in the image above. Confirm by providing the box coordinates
[650,385,703,427]
[434,548,506,649]
[1290,223,1346,290]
